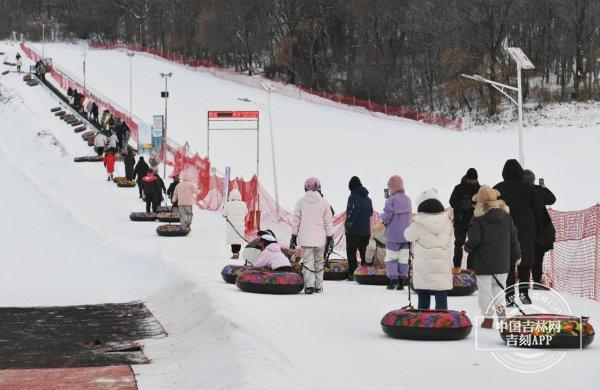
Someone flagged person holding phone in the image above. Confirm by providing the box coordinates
[523,170,556,289]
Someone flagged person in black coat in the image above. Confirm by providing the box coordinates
[91,103,99,124]
[134,156,150,198]
[167,176,180,208]
[345,176,374,280]
[494,159,544,304]
[523,169,556,289]
[449,167,480,271]
[124,148,136,180]
[466,185,521,327]
[142,170,162,213]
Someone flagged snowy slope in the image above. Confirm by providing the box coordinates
[3,40,600,389]
[26,42,600,212]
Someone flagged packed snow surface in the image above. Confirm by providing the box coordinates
[1,41,599,389]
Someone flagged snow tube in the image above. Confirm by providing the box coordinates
[448,272,477,296]
[236,269,304,294]
[82,131,94,140]
[73,125,86,133]
[71,120,83,127]
[354,265,388,285]
[157,205,172,213]
[117,179,136,188]
[23,74,32,81]
[1,70,9,75]
[55,110,66,116]
[129,212,157,222]
[156,224,190,237]
[324,258,349,280]
[499,314,595,349]
[381,308,473,340]
[221,264,247,284]
[73,155,103,162]
[51,107,62,112]
[157,212,180,223]
[26,80,39,86]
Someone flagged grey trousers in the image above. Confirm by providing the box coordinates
[302,246,325,289]
[179,205,193,226]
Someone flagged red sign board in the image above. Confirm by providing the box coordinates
[208,111,259,119]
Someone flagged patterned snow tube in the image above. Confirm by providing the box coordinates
[499,314,595,349]
[117,180,136,188]
[324,259,349,281]
[448,272,477,296]
[55,110,66,116]
[157,205,173,213]
[87,139,94,147]
[156,224,190,237]
[74,125,86,133]
[157,212,180,223]
[236,269,304,294]
[129,212,157,222]
[381,308,473,340]
[82,131,94,140]
[73,155,103,162]
[221,264,247,284]
[354,265,388,285]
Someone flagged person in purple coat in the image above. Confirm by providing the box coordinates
[379,175,412,290]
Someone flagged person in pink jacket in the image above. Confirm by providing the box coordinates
[253,230,293,271]
[290,177,334,294]
[172,172,198,230]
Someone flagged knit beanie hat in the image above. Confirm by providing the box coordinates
[348,176,362,191]
[466,168,478,180]
[416,188,445,213]
[387,175,405,195]
[304,177,322,192]
[522,169,535,184]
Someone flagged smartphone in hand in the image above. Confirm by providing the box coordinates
[539,178,545,187]
[384,188,390,199]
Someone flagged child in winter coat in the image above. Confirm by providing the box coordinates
[465,185,521,329]
[222,189,249,259]
[103,150,116,181]
[290,177,334,294]
[149,151,160,173]
[171,173,197,230]
[379,175,412,290]
[253,230,293,272]
[404,188,453,310]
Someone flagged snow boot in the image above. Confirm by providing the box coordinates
[305,287,315,295]
[386,279,398,290]
[107,176,111,181]
[348,274,354,281]
[314,288,323,293]
[397,278,405,291]
[231,253,240,260]
[520,291,532,305]
[481,318,494,329]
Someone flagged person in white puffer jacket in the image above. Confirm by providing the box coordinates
[222,189,249,259]
[404,188,454,310]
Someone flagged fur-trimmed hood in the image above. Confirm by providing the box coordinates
[473,199,509,218]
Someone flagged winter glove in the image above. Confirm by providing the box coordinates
[290,235,297,250]
[326,236,334,252]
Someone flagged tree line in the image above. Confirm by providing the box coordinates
[1,0,599,120]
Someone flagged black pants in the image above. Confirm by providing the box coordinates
[138,183,143,198]
[532,245,546,283]
[145,193,159,213]
[231,244,241,254]
[518,265,532,293]
[453,227,474,269]
[346,234,369,275]
[506,262,532,304]
[96,147,104,156]
[273,266,293,272]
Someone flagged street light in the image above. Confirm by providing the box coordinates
[238,83,281,214]
[82,42,87,95]
[462,47,534,166]
[127,52,135,147]
[41,24,45,59]
[159,72,173,178]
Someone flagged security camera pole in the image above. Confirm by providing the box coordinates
[462,47,535,166]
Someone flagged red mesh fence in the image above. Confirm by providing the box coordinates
[21,42,600,301]
[88,41,462,131]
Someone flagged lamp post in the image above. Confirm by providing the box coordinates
[159,72,173,178]
[238,85,280,215]
[41,24,45,59]
[82,43,87,95]
[127,52,135,146]
[461,47,534,166]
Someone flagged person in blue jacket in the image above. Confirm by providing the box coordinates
[345,176,374,280]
